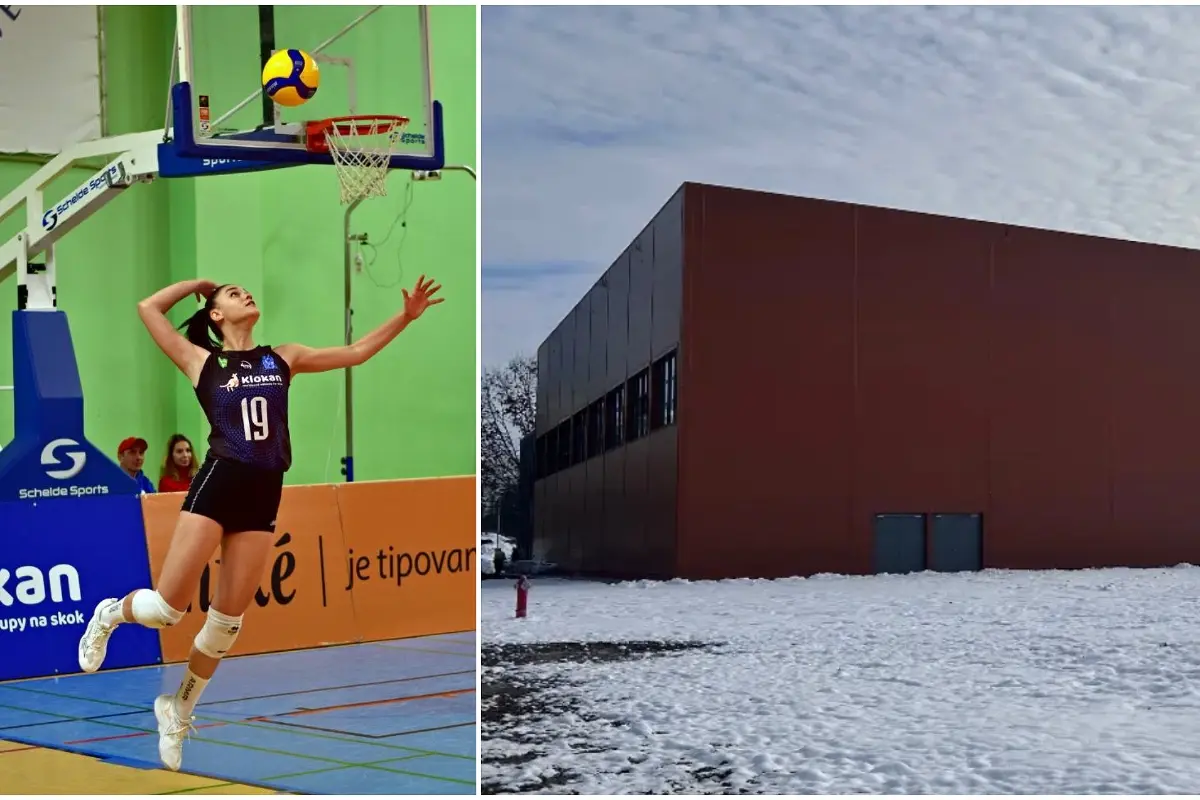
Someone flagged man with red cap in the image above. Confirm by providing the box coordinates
[117,436,156,495]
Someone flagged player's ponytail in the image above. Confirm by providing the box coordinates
[179,288,226,352]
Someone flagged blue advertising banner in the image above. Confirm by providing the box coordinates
[0,311,139,503]
[0,310,161,680]
[0,494,161,681]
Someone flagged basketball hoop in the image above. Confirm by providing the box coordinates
[306,115,410,204]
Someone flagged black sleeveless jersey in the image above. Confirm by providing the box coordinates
[194,346,293,472]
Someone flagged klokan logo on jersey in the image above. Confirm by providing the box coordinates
[18,439,110,500]
[222,373,283,392]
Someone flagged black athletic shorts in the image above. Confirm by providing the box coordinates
[182,455,285,534]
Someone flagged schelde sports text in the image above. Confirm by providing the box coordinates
[17,484,111,500]
[41,164,122,232]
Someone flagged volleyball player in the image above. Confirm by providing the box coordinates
[76,275,443,771]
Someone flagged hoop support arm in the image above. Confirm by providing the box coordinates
[0,139,161,292]
[0,131,161,231]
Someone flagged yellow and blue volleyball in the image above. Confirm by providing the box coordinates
[261,49,319,107]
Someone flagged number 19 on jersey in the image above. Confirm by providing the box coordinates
[241,396,270,441]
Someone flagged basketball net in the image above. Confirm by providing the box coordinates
[325,118,407,204]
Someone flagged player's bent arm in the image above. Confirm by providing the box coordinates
[137,281,211,384]
[278,311,414,375]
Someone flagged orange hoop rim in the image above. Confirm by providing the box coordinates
[305,115,411,154]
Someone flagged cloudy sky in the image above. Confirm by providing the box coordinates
[482,5,1200,366]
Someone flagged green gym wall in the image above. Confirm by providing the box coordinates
[0,5,477,487]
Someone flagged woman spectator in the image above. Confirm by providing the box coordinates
[158,434,198,493]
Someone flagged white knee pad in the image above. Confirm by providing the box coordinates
[193,608,243,659]
[129,589,184,629]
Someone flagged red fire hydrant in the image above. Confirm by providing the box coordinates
[515,575,530,619]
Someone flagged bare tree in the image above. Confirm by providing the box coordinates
[481,354,536,516]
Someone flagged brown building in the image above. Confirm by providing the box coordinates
[532,181,1200,580]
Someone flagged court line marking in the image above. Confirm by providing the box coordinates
[0,633,478,688]
[382,633,477,645]
[0,656,477,788]
[357,759,476,786]
[0,704,474,787]
[409,638,476,650]
[0,697,451,764]
[1,695,473,762]
[66,719,229,745]
[0,668,475,735]
[154,782,238,795]
[4,733,455,795]
[0,695,475,777]
[153,752,429,795]
[67,688,474,745]
[0,708,143,732]
[1,697,475,764]
[0,729,311,796]
[202,667,476,705]
[368,642,476,657]
[0,709,62,730]
[287,687,474,716]
[0,667,474,717]
[258,718,475,740]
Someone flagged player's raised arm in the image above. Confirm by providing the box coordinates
[277,275,444,375]
[137,279,218,384]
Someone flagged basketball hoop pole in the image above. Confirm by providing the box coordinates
[341,198,365,482]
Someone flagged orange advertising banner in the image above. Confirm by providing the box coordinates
[335,477,477,643]
[140,476,476,662]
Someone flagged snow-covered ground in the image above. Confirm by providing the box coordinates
[483,567,1200,794]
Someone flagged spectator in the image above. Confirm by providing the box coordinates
[158,433,198,493]
[117,436,156,495]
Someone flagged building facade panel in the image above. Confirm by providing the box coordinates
[651,191,685,359]
[628,230,654,371]
[588,285,609,401]
[572,293,592,416]
[558,309,577,431]
[605,250,632,389]
[535,339,551,435]
[677,184,859,578]
[1108,243,1200,566]
[985,228,1114,569]
[852,206,992,529]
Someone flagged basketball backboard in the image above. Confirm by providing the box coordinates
[164,5,443,174]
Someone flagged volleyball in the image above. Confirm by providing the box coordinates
[261,49,319,107]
